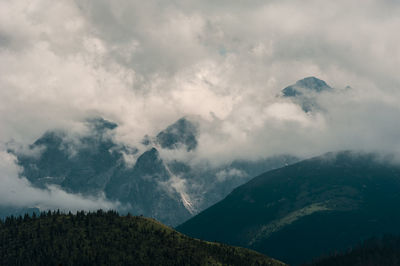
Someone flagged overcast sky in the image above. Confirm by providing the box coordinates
[1,0,400,209]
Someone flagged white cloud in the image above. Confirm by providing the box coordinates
[0,0,400,167]
[216,168,248,183]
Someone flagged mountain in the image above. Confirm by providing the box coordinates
[282,77,332,112]
[8,117,297,226]
[12,118,193,226]
[0,210,285,265]
[282,77,332,97]
[104,147,193,225]
[8,76,332,225]
[156,117,198,151]
[177,151,400,265]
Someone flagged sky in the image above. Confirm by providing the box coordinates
[1,0,400,210]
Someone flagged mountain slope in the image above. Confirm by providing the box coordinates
[104,147,192,225]
[0,211,285,266]
[177,151,400,265]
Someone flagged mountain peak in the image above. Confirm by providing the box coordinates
[86,117,118,133]
[156,117,198,151]
[282,77,332,97]
[294,77,332,92]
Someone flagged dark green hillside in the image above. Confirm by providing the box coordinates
[306,235,400,266]
[0,210,284,266]
[177,151,400,265]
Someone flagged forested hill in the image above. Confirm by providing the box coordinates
[0,210,284,266]
[306,235,400,266]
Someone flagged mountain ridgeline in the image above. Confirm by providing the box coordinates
[0,211,285,266]
[177,151,400,265]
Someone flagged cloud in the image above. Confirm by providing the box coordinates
[0,150,120,212]
[216,168,248,183]
[0,0,400,168]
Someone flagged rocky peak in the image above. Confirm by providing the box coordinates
[282,77,332,97]
[156,117,198,152]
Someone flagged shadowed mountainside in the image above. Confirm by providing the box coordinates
[178,151,400,265]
